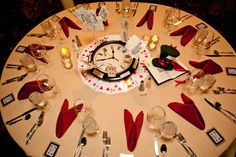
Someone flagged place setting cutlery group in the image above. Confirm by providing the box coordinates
[213,86,236,94]
[204,98,236,124]
[102,131,111,157]
[1,72,28,85]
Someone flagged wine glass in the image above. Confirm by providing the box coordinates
[163,7,181,31]
[36,74,58,98]
[74,98,93,122]
[120,0,133,28]
[30,42,48,64]
[147,106,166,130]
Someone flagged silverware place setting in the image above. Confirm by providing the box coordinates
[174,14,192,26]
[213,86,236,94]
[26,110,45,145]
[132,2,139,17]
[2,72,28,85]
[74,136,87,157]
[204,98,236,124]
[6,64,24,70]
[27,33,48,38]
[102,131,111,157]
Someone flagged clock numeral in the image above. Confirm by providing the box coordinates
[125,54,131,58]
[124,60,130,64]
[103,48,108,52]
[98,52,103,56]
[117,46,121,50]
[122,50,127,53]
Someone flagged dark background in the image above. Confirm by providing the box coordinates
[0,0,235,156]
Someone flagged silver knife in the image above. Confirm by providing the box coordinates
[206,54,235,57]
[153,135,159,157]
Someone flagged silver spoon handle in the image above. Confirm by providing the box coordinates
[220,110,236,124]
[222,109,236,119]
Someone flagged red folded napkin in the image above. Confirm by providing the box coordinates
[170,25,197,46]
[56,99,83,138]
[136,10,154,30]
[96,8,109,26]
[124,109,144,152]
[24,44,54,63]
[189,59,223,74]
[17,80,43,100]
[168,93,205,130]
[59,17,81,37]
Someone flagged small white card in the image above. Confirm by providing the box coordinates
[120,153,134,157]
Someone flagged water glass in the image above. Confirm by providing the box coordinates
[121,0,132,18]
[198,74,216,93]
[20,54,37,72]
[163,8,181,31]
[184,69,205,94]
[29,92,47,110]
[192,28,214,50]
[160,121,177,139]
[147,106,166,130]
[82,115,99,135]
[41,20,55,39]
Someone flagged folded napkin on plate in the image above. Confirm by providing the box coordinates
[124,109,144,152]
[59,16,81,37]
[56,99,83,138]
[24,44,54,63]
[189,59,223,74]
[96,8,108,26]
[136,10,154,30]
[17,80,43,100]
[168,93,205,130]
[170,25,197,46]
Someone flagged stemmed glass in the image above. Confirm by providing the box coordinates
[36,74,58,98]
[74,98,99,135]
[30,42,48,64]
[120,0,133,28]
[28,91,48,110]
[163,7,181,31]
[19,54,39,74]
[147,105,166,130]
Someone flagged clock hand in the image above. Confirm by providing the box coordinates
[96,57,113,61]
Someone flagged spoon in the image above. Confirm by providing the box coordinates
[9,114,31,125]
[215,102,236,119]
[6,64,23,70]
[75,137,87,157]
[160,144,167,157]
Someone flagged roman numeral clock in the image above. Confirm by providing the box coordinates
[88,40,139,81]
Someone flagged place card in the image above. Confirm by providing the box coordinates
[1,93,15,107]
[15,45,26,53]
[196,22,207,29]
[226,67,236,76]
[149,5,157,11]
[44,142,60,157]
[206,128,224,145]
[51,15,60,23]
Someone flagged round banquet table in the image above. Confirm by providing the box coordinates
[1,2,236,157]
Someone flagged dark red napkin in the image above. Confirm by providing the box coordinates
[59,17,81,37]
[24,44,54,63]
[56,99,83,138]
[168,93,205,130]
[17,80,43,100]
[170,25,197,46]
[136,10,154,30]
[124,109,144,152]
[189,59,223,74]
[96,8,109,26]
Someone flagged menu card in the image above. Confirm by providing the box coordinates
[144,58,187,85]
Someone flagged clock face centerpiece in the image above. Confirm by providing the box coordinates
[88,40,139,81]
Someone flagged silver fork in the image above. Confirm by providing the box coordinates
[26,111,45,145]
[176,133,196,157]
[102,131,108,157]
[105,137,111,157]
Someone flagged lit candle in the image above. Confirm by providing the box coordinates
[60,47,70,58]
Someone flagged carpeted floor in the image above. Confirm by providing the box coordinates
[0,0,235,156]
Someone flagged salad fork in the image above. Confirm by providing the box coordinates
[176,133,196,157]
[105,137,111,157]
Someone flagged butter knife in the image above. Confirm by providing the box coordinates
[153,135,159,157]
[205,54,235,57]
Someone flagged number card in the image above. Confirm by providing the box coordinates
[44,142,60,157]
[149,5,157,11]
[15,45,26,53]
[196,22,207,29]
[1,93,15,107]
[226,67,236,76]
[206,128,224,145]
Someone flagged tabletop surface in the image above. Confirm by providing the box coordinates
[1,2,236,157]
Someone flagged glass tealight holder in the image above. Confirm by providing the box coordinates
[160,121,177,139]
[60,47,73,69]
